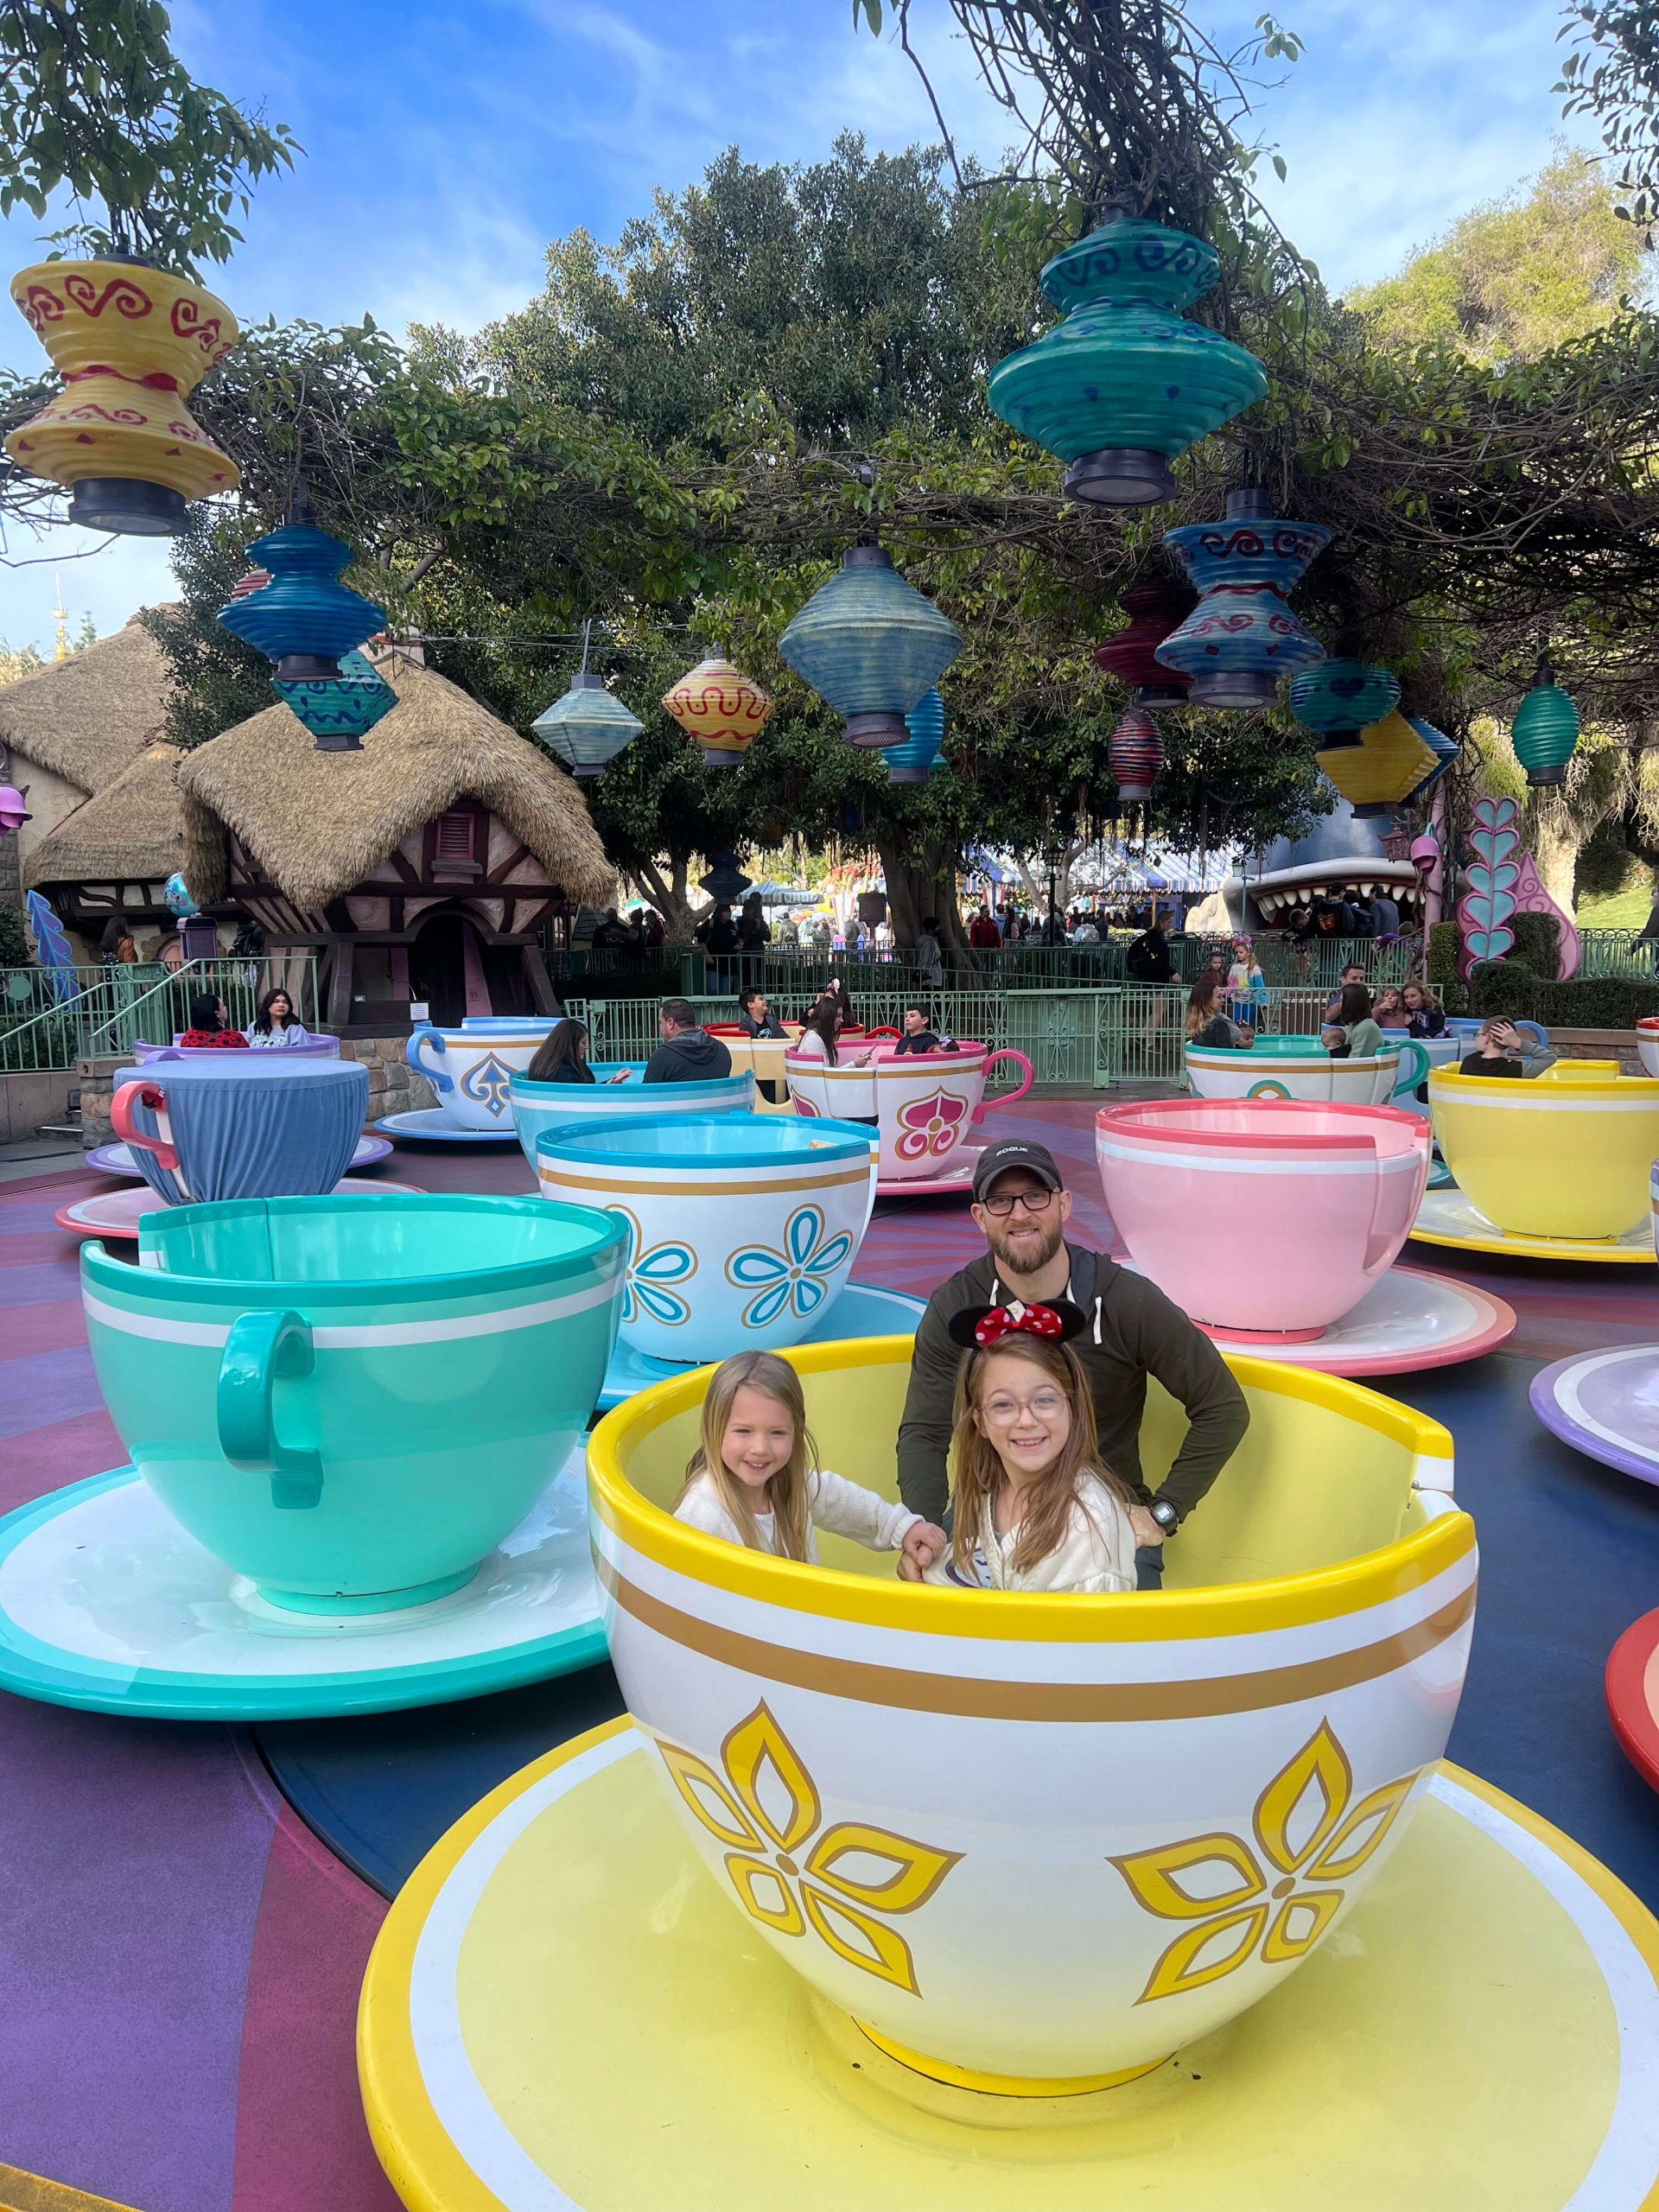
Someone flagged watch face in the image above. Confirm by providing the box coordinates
[1152,1502,1179,1532]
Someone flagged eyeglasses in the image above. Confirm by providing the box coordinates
[980,1389,1068,1424]
[980,1188,1056,1217]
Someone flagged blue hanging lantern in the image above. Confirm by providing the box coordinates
[700,851,753,903]
[1288,659,1401,753]
[887,688,945,784]
[271,647,396,754]
[1156,488,1329,709]
[779,545,961,748]
[987,213,1269,507]
[532,671,643,779]
[1400,717,1459,810]
[217,523,385,681]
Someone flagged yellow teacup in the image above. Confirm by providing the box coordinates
[588,1339,1471,2090]
[1430,1065,1659,1240]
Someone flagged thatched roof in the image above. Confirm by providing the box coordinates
[24,741,185,889]
[0,612,174,795]
[176,652,615,909]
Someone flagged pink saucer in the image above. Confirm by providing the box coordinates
[1607,1608,1659,1795]
[54,1176,424,1239]
[1120,1261,1516,1376]
[874,1145,983,1200]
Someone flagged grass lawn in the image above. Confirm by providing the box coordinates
[1575,884,1655,930]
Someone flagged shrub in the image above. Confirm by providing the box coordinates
[1427,921,1467,1013]
[1467,962,1659,1027]
[1509,910,1561,978]
[0,902,29,968]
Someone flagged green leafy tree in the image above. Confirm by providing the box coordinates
[0,0,299,272]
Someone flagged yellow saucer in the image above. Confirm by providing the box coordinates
[359,1720,1659,2212]
[1411,1187,1655,1264]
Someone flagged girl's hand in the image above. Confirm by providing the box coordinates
[900,1521,948,1574]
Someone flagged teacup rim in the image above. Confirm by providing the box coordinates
[84,1192,628,1306]
[1431,1067,1659,1101]
[510,1067,751,1098]
[536,1114,877,1172]
[588,1336,1468,1649]
[1097,1099,1428,1156]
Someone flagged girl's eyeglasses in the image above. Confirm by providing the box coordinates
[980,1189,1056,1217]
[980,1389,1068,1423]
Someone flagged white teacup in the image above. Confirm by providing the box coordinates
[406,1020,561,1130]
[785,1039,1035,1182]
[589,1340,1471,2090]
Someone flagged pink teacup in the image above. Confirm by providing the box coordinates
[785,1038,1034,1183]
[1096,1098,1431,1338]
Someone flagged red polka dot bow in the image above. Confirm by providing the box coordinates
[973,1301,1064,1347]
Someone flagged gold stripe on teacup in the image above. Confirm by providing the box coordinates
[597,1557,1476,1721]
[538,1163,873,1197]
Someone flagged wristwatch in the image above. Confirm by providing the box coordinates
[1147,1497,1180,1537]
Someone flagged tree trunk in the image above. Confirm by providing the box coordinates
[631,855,695,939]
[877,836,968,951]
[1523,804,1581,915]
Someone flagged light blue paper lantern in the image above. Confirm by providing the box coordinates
[886,688,946,784]
[532,671,644,779]
[779,547,961,748]
[272,648,396,753]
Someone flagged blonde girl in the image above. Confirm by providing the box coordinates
[675,1350,946,1572]
[919,1306,1139,1593]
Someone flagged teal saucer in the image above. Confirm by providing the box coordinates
[595,1282,925,1411]
[0,1443,604,1721]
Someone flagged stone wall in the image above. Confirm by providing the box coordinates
[77,1035,435,1147]
[0,1067,74,1142]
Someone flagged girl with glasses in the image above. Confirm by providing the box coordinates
[911,1307,1138,1593]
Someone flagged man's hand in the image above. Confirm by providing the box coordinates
[1128,1503,1169,1549]
[900,1520,948,1576]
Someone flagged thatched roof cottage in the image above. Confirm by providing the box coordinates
[177,648,615,1033]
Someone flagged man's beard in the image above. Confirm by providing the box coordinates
[987,1211,1065,1278]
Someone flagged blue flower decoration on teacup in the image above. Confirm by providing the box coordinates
[725,1203,855,1331]
[460,1051,515,1119]
[608,1203,697,1326]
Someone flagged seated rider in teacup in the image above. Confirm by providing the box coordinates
[644,997,734,1084]
[893,1001,960,1056]
[897,1140,1249,1588]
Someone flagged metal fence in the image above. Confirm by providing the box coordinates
[1576,930,1659,980]
[0,957,323,1073]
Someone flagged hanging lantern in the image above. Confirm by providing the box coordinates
[1094,578,1197,704]
[1288,660,1400,752]
[1399,716,1459,810]
[1510,653,1580,787]
[779,545,961,747]
[886,688,946,785]
[700,852,753,902]
[1156,488,1329,709]
[532,672,643,778]
[1108,708,1165,803]
[662,656,772,769]
[1315,711,1444,819]
[272,648,397,754]
[5,260,240,535]
[987,213,1269,506]
[0,784,30,833]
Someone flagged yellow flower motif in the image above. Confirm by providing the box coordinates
[658,1701,960,1997]
[1110,1719,1420,2005]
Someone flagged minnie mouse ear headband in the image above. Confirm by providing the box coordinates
[947,1299,1088,1351]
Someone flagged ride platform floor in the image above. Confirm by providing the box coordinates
[1,1101,1656,2209]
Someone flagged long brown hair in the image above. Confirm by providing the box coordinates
[675,1350,817,1560]
[527,1020,590,1080]
[1184,976,1224,1039]
[799,1000,842,1065]
[949,1334,1134,1574]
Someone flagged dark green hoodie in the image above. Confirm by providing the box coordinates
[896,1241,1249,1527]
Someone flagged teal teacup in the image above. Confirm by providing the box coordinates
[82,1192,626,1613]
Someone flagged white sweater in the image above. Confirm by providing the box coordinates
[923,1474,1137,1594]
[675,1467,921,1562]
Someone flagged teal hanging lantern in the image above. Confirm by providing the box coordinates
[987,212,1269,507]
[1510,654,1580,787]
[272,648,396,754]
[1288,660,1401,753]
[779,546,961,747]
[532,671,643,778]
[887,688,945,785]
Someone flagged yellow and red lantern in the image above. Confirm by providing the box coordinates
[4,259,240,536]
[662,656,772,769]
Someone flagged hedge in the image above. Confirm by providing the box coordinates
[1466,959,1659,1027]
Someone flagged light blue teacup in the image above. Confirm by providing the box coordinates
[510,1064,754,1172]
[407,1020,563,1130]
[82,1192,626,1613]
[111,1055,368,1206]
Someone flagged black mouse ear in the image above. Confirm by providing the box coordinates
[947,1305,997,1349]
[1042,1299,1090,1343]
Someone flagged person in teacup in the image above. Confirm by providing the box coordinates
[906,1302,1139,1594]
[675,1351,947,1573]
[897,1138,1248,1588]
[893,1001,960,1056]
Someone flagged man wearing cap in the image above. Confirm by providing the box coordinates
[896,1137,1249,1587]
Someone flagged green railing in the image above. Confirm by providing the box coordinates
[0,956,322,1073]
[569,984,1355,1092]
[1576,930,1659,980]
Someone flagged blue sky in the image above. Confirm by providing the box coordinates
[0,0,1595,653]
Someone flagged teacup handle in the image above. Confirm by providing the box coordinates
[406,1027,454,1096]
[974,1049,1035,1121]
[217,1309,323,1511]
[111,1080,181,1173]
[1390,1039,1430,1097]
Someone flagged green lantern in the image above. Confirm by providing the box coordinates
[1510,654,1580,788]
[987,212,1269,507]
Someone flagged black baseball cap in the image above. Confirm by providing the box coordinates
[972,1139,1065,1201]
